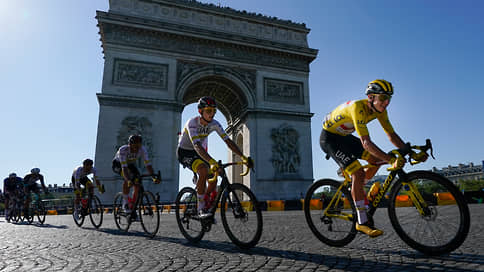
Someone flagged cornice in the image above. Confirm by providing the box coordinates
[96,11,318,58]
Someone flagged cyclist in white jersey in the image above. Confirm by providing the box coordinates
[72,159,105,215]
[177,96,252,217]
[112,135,160,211]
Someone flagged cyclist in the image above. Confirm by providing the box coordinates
[72,159,105,216]
[177,96,252,218]
[3,173,23,221]
[23,168,48,213]
[319,79,427,237]
[112,134,160,212]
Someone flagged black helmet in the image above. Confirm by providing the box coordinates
[83,159,94,166]
[128,134,142,144]
[197,96,217,109]
[365,79,394,96]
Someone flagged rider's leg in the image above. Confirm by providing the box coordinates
[195,161,209,213]
[4,196,9,218]
[364,154,382,182]
[350,166,383,238]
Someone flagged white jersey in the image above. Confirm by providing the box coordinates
[113,145,151,168]
[72,166,98,182]
[178,116,229,151]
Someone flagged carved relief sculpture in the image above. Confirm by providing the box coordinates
[271,124,301,174]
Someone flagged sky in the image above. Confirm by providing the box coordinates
[1,0,483,191]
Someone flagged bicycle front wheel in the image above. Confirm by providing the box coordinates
[175,187,204,243]
[89,195,104,229]
[113,192,130,232]
[72,199,84,227]
[304,179,357,247]
[36,201,46,225]
[388,170,470,256]
[221,183,263,249]
[139,191,160,238]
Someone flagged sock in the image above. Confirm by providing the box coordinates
[355,200,368,224]
[122,194,129,207]
[197,194,205,212]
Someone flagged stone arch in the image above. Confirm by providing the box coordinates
[176,63,255,124]
[95,0,317,203]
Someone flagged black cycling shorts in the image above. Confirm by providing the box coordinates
[319,129,364,172]
[112,159,140,180]
[177,147,206,172]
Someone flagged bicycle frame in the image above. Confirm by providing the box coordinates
[328,140,435,222]
[201,162,242,219]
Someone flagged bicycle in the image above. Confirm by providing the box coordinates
[72,184,104,229]
[113,171,161,238]
[24,192,47,225]
[7,192,25,223]
[175,158,263,249]
[304,139,470,256]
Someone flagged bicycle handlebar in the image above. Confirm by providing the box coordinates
[391,139,435,166]
[207,158,253,183]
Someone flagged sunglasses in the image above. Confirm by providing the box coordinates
[376,94,391,102]
[203,107,217,114]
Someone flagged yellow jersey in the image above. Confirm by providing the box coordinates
[322,99,394,137]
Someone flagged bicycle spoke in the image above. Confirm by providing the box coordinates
[221,184,263,249]
[304,179,356,247]
[175,187,204,243]
[139,191,160,237]
[388,171,470,255]
[89,196,104,229]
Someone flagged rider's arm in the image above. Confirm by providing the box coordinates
[387,131,406,150]
[39,175,47,192]
[360,135,394,163]
[193,142,215,163]
[224,138,244,157]
[121,166,131,183]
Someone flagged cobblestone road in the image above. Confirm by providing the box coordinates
[0,204,482,271]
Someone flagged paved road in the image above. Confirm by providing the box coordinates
[0,204,482,272]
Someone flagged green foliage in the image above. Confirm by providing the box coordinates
[457,179,484,192]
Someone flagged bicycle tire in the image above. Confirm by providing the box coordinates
[220,183,263,249]
[72,199,85,227]
[388,170,470,256]
[113,192,130,232]
[304,179,357,247]
[89,195,104,229]
[175,187,204,243]
[25,205,35,224]
[36,200,46,225]
[139,191,160,237]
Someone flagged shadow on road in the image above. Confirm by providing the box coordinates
[148,235,481,271]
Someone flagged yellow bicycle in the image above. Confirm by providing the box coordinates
[304,139,470,256]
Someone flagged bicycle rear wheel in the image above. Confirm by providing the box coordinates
[25,204,35,224]
[113,192,130,232]
[89,195,104,229]
[304,179,357,247]
[175,187,204,243]
[220,183,263,249]
[72,199,84,227]
[139,191,160,237]
[36,200,46,225]
[388,170,470,256]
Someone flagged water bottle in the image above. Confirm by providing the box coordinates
[367,181,381,202]
[81,199,88,209]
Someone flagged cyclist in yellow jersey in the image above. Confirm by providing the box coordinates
[177,96,252,218]
[320,79,427,237]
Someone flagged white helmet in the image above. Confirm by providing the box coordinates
[31,168,40,174]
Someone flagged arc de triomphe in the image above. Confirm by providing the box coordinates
[94,0,318,204]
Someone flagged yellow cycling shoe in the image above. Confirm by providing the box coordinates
[356,223,384,238]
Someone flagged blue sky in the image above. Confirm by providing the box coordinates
[1,0,483,190]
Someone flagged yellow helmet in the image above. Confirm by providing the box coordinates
[365,79,394,96]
